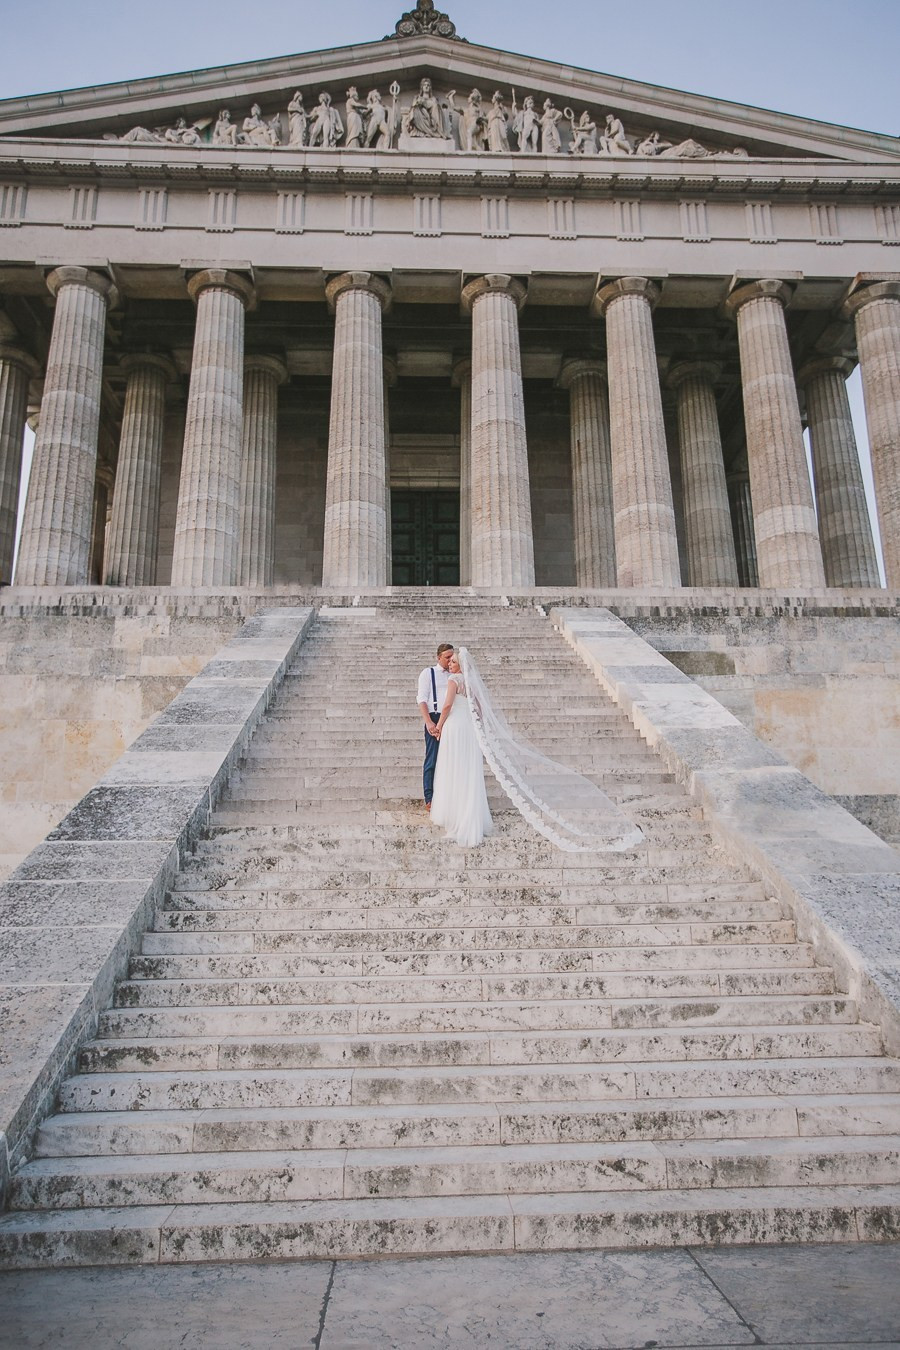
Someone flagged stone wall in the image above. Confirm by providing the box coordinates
[628,611,900,843]
[0,601,251,878]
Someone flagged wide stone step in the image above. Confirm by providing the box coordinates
[114,966,835,1009]
[81,1021,886,1072]
[155,899,781,930]
[32,1093,900,1163]
[3,1180,899,1268]
[128,945,810,982]
[13,1135,900,1213]
[59,1058,900,1115]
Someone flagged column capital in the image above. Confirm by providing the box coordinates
[842,278,900,319]
[724,278,793,319]
[461,273,527,315]
[186,268,256,310]
[557,357,606,389]
[325,271,391,313]
[244,354,288,384]
[593,276,660,318]
[451,356,471,386]
[46,265,116,307]
[0,345,40,379]
[119,352,177,382]
[666,359,722,391]
[796,355,855,386]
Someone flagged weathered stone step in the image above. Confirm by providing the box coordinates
[231,766,674,789]
[114,966,835,1009]
[32,1093,900,1163]
[3,1181,898,1268]
[81,1021,885,1072]
[156,898,781,930]
[127,945,812,982]
[13,1136,900,1213]
[59,1058,900,1115]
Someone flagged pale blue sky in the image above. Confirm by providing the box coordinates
[5,0,897,581]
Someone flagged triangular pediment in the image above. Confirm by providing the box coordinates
[0,17,897,164]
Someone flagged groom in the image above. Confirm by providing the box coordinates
[416,642,453,809]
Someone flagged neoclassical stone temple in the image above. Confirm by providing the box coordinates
[0,0,898,594]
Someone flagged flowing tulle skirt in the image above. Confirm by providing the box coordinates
[430,696,493,847]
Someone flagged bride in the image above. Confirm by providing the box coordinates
[430,647,645,853]
[430,651,493,847]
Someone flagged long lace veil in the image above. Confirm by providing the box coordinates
[459,647,645,853]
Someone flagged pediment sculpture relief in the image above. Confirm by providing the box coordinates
[110,81,751,159]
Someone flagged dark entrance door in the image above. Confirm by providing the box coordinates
[391,490,460,586]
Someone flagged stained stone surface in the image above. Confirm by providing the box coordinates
[0,607,312,1193]
[556,605,900,1053]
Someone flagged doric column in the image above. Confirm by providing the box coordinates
[558,358,616,588]
[452,357,472,585]
[90,463,113,584]
[237,355,286,588]
[797,356,880,589]
[728,473,759,588]
[15,267,115,586]
[383,355,397,585]
[594,277,681,587]
[725,280,825,589]
[667,361,738,587]
[322,271,391,588]
[461,274,534,588]
[171,269,255,589]
[104,354,175,587]
[842,279,900,588]
[0,346,39,584]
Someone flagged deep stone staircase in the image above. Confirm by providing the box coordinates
[2,601,899,1265]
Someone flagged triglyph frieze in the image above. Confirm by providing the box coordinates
[102,78,751,160]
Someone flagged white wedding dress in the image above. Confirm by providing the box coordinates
[430,673,494,847]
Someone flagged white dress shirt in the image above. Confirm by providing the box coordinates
[417,664,450,715]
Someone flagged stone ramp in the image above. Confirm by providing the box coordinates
[1,602,899,1265]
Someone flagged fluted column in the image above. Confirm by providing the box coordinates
[797,357,880,588]
[725,280,825,589]
[383,356,397,585]
[104,354,175,586]
[237,355,286,588]
[842,279,900,588]
[728,473,759,588]
[452,357,472,585]
[171,269,255,589]
[558,358,616,588]
[90,463,113,584]
[667,361,738,587]
[461,274,534,588]
[15,267,115,586]
[0,346,39,584]
[322,271,391,588]
[595,278,681,587]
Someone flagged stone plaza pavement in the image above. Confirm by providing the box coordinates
[2,1242,899,1348]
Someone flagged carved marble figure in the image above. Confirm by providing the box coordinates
[540,99,564,154]
[364,90,391,150]
[636,130,671,156]
[344,87,369,149]
[408,77,445,139]
[164,117,203,147]
[513,95,540,153]
[457,88,488,152]
[242,104,280,147]
[308,91,344,148]
[599,112,633,156]
[487,90,511,152]
[120,125,164,144]
[288,91,308,147]
[212,110,237,147]
[567,109,597,155]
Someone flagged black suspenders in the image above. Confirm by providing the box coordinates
[430,667,438,713]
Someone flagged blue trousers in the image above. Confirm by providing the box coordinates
[423,713,440,803]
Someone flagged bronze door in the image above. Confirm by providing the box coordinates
[391,490,460,586]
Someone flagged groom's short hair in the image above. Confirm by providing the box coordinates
[436,643,453,657]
